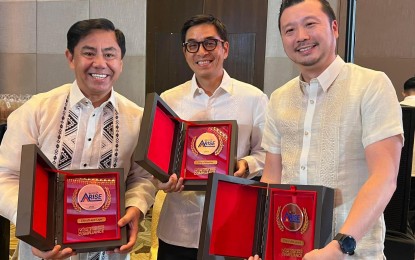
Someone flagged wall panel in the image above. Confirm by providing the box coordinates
[0,1,36,53]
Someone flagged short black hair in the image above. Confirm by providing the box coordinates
[67,18,126,59]
[278,0,337,32]
[181,14,228,43]
[404,77,415,91]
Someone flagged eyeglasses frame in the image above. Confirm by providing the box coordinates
[182,38,225,53]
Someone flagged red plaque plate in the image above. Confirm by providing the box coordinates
[272,188,317,259]
[63,174,122,244]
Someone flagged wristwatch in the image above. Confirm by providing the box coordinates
[333,233,356,255]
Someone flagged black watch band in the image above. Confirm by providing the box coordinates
[334,233,356,255]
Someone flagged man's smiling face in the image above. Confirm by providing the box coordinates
[66,29,123,101]
[279,0,338,76]
[183,23,229,81]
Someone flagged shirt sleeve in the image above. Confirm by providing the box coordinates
[261,91,282,154]
[361,72,403,148]
[0,99,40,224]
[124,160,157,216]
[240,93,268,178]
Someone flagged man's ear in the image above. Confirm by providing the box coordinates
[223,41,229,60]
[65,49,75,69]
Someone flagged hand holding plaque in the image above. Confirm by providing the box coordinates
[15,144,127,253]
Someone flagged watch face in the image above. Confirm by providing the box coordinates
[342,236,356,254]
[335,233,356,255]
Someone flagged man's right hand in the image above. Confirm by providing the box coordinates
[156,173,184,193]
[32,245,75,259]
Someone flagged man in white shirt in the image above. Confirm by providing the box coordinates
[401,77,415,108]
[0,18,157,260]
[156,14,268,260]
[400,76,415,233]
[250,0,403,259]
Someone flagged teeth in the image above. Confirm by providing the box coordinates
[197,60,210,65]
[299,46,312,52]
[91,74,107,79]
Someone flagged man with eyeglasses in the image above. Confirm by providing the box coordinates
[154,14,268,260]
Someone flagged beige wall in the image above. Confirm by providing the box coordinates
[0,0,146,106]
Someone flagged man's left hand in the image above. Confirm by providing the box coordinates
[114,206,142,254]
[234,159,249,178]
[302,241,345,260]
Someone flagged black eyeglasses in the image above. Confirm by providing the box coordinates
[182,38,225,53]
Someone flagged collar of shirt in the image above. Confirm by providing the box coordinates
[403,96,415,102]
[69,80,118,111]
[299,55,345,93]
[401,96,415,107]
[190,69,233,98]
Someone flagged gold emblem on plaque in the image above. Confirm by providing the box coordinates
[71,179,112,212]
[276,203,309,234]
[193,132,219,155]
[191,127,227,156]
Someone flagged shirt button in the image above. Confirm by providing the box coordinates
[301,166,306,170]
[92,114,95,117]
[88,138,92,141]
[83,163,87,167]
[304,131,309,136]
[310,100,315,104]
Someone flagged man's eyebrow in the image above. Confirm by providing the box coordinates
[102,46,118,52]
[186,36,216,42]
[81,46,96,51]
[281,16,320,30]
[80,46,118,52]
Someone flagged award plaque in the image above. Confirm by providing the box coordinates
[15,144,127,253]
[272,188,317,259]
[135,93,238,190]
[198,173,334,260]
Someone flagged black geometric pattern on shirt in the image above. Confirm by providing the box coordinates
[53,95,69,166]
[65,110,79,136]
[98,103,119,168]
[57,107,79,169]
[88,252,102,260]
[99,150,113,169]
[58,142,73,170]
[113,109,119,167]
[102,118,114,142]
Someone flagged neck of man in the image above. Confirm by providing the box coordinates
[196,72,224,97]
[87,92,111,108]
[300,55,337,83]
[404,90,415,98]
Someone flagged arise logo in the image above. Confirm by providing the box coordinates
[279,203,305,232]
[77,184,106,211]
[198,139,216,147]
[80,192,103,202]
[195,132,219,155]
[283,211,301,224]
